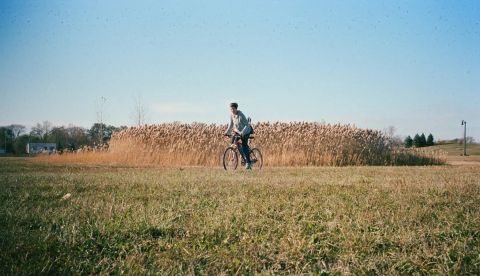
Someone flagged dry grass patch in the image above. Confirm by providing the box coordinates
[37,122,446,166]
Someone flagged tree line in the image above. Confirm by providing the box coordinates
[0,121,126,155]
[404,133,434,148]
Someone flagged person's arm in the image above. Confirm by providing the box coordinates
[238,112,250,136]
[225,117,233,135]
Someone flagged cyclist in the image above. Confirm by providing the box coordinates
[224,102,252,169]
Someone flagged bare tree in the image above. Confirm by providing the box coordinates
[30,121,52,141]
[131,94,148,126]
[383,126,402,147]
[459,136,476,144]
[7,124,26,140]
[95,97,107,144]
[384,126,396,138]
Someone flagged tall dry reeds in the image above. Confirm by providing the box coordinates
[97,122,444,166]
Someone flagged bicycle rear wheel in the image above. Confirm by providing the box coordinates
[223,147,238,171]
[249,148,263,169]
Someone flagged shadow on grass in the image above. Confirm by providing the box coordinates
[391,150,445,166]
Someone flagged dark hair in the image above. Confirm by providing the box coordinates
[230,102,238,109]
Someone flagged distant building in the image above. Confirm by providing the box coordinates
[0,149,5,154]
[27,143,57,154]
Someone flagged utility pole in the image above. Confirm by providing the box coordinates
[461,120,467,156]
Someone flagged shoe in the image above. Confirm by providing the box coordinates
[245,163,252,170]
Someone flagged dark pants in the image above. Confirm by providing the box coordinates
[232,134,251,164]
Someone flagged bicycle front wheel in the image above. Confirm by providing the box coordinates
[223,147,238,171]
[250,148,263,169]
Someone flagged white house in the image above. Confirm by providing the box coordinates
[27,143,57,154]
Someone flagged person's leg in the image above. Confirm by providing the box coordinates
[235,136,247,163]
[238,144,247,163]
[241,135,251,165]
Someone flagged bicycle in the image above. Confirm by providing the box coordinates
[223,133,263,171]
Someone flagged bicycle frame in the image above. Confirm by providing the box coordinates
[223,133,262,170]
[229,135,249,161]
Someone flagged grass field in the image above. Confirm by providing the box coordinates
[432,143,480,156]
[1,158,480,274]
[431,143,480,166]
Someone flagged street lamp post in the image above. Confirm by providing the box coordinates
[461,120,467,156]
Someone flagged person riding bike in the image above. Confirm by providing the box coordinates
[224,102,252,170]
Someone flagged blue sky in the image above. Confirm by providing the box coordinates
[1,0,479,140]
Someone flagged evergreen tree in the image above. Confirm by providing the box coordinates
[413,134,421,147]
[420,133,427,147]
[404,135,413,148]
[426,133,434,146]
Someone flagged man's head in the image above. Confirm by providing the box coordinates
[229,102,238,115]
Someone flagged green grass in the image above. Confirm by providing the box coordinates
[1,158,479,274]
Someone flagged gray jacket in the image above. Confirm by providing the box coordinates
[226,110,251,136]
